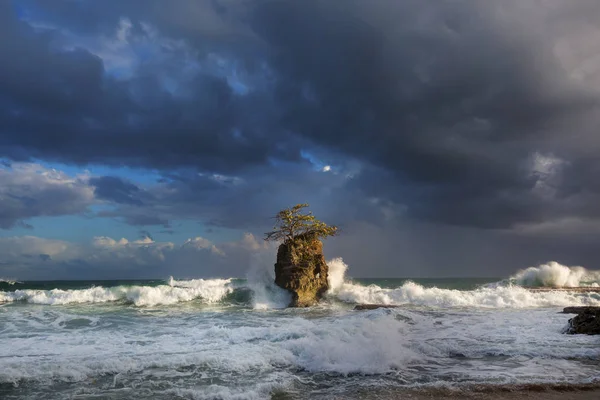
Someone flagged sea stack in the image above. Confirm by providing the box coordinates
[264,203,338,307]
[274,233,329,307]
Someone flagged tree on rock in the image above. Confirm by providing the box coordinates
[266,204,338,307]
[264,203,338,244]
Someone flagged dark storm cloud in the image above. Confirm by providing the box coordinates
[91,165,358,231]
[2,0,600,233]
[0,1,288,173]
[249,0,600,229]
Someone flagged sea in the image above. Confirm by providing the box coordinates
[1,259,599,399]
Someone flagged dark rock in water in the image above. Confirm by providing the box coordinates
[564,306,600,335]
[274,234,328,307]
[562,306,600,314]
[353,304,401,311]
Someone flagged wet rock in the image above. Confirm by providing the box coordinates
[562,306,600,314]
[564,306,600,335]
[274,234,328,307]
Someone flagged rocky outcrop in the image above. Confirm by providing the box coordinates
[274,234,328,307]
[563,306,600,335]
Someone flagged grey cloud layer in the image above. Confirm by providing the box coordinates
[0,163,94,228]
[2,0,600,233]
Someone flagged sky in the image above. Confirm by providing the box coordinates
[1,0,600,280]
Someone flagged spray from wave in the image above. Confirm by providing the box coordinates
[245,255,291,309]
[327,257,347,293]
[508,261,600,288]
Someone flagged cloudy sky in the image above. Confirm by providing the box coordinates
[1,0,600,280]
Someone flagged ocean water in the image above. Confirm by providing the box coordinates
[1,260,599,399]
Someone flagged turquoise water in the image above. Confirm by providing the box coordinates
[1,271,599,399]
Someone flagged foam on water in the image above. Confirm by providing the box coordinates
[332,280,600,308]
[0,305,598,390]
[2,259,600,398]
[0,309,416,384]
[2,260,600,309]
[509,261,600,287]
[0,278,234,306]
[326,258,600,308]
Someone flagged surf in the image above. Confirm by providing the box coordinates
[0,278,235,306]
[1,260,599,308]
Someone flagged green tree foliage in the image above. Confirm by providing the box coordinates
[264,203,338,243]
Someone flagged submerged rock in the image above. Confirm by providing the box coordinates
[564,306,600,335]
[274,234,328,307]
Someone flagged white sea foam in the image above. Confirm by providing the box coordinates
[510,261,600,287]
[167,380,292,400]
[2,260,600,397]
[325,259,600,308]
[1,305,598,390]
[280,313,419,374]
[0,278,233,306]
[2,260,599,309]
[332,280,600,308]
[0,309,419,386]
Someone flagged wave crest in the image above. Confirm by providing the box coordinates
[509,262,600,288]
[2,260,600,309]
[331,280,600,308]
[0,278,234,306]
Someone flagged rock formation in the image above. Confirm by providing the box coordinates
[274,233,329,307]
[563,306,600,335]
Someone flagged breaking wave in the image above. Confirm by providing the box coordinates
[0,278,235,306]
[1,259,599,308]
[331,280,600,308]
[327,259,600,308]
[0,278,21,285]
[508,261,600,288]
